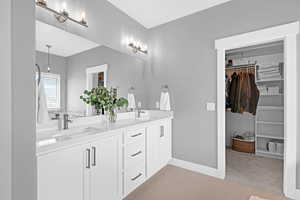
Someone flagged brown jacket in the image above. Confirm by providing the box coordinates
[229,72,260,115]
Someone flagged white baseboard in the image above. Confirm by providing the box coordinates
[295,189,300,200]
[169,158,224,179]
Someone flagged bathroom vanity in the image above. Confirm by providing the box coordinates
[37,110,173,200]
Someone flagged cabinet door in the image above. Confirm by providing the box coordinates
[90,135,122,200]
[38,145,87,200]
[146,125,160,178]
[158,120,172,167]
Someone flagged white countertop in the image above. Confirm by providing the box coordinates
[36,110,173,156]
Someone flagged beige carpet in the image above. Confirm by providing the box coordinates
[249,196,270,200]
[125,165,287,200]
[226,148,283,195]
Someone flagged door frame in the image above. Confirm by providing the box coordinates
[215,22,299,199]
[85,64,108,116]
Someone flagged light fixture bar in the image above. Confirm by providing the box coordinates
[128,43,148,54]
[36,1,88,27]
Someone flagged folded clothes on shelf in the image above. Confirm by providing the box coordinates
[258,72,281,78]
[258,65,280,72]
[257,64,282,80]
[257,85,280,95]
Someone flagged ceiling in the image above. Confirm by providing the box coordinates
[36,20,99,57]
[106,0,232,28]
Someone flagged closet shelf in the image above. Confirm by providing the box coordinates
[256,78,284,83]
[256,150,283,158]
[260,93,283,96]
[256,121,284,125]
[257,106,284,110]
[256,134,284,140]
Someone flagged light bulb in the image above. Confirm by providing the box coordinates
[81,12,86,21]
[128,37,134,45]
[142,44,148,51]
[136,41,141,48]
[62,2,67,12]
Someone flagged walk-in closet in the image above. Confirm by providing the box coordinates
[224,41,284,195]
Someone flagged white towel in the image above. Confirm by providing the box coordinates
[160,92,171,111]
[37,80,50,124]
[127,93,136,110]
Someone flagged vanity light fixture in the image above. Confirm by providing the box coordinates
[128,38,148,54]
[36,0,88,27]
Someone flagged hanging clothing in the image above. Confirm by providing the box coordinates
[226,71,260,115]
[225,75,231,109]
[228,72,239,113]
[248,73,260,115]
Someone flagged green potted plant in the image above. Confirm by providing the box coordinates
[80,87,128,122]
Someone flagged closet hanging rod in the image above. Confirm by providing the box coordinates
[226,63,257,70]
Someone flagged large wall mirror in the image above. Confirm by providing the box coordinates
[35,20,147,127]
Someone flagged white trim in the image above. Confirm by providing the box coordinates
[215,22,299,200]
[169,158,224,179]
[296,189,300,199]
[215,22,299,50]
[85,64,108,116]
[283,35,298,199]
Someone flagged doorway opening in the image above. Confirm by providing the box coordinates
[224,41,284,195]
[215,22,299,199]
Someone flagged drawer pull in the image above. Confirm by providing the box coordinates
[131,133,142,138]
[131,173,142,181]
[131,150,142,157]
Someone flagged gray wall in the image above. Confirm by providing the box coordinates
[145,0,300,186]
[11,0,36,200]
[36,51,68,111]
[67,46,147,113]
[36,0,148,61]
[0,0,12,199]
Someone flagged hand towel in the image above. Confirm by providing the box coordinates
[160,92,171,111]
[127,93,136,110]
[37,80,50,124]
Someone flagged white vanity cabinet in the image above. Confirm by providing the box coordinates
[88,134,122,200]
[146,119,172,178]
[37,116,173,200]
[38,144,87,200]
[37,132,122,200]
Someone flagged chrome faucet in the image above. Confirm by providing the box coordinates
[63,114,72,130]
[137,109,145,118]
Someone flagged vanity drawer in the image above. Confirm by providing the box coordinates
[125,128,145,145]
[124,164,145,196]
[124,140,145,170]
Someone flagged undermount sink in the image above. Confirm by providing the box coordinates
[135,110,150,121]
[37,126,101,147]
[136,116,150,121]
[53,126,100,137]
